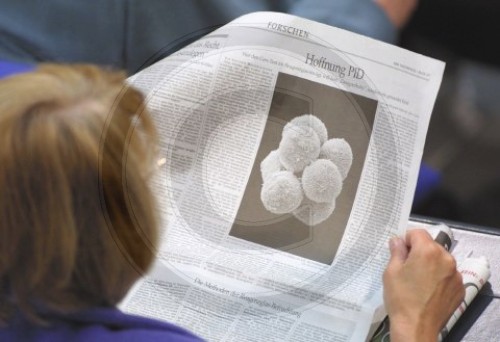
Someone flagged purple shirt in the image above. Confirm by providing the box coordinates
[0,307,204,342]
[0,60,34,79]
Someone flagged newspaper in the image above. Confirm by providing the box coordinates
[120,12,445,342]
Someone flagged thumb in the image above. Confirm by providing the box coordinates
[388,236,409,265]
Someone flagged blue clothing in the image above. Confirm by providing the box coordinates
[0,0,395,74]
[0,307,203,342]
[0,60,34,79]
[413,163,441,206]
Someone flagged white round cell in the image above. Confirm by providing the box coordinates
[319,138,353,179]
[260,171,303,214]
[293,197,336,226]
[301,159,342,203]
[260,150,284,182]
[278,126,321,173]
[283,114,328,145]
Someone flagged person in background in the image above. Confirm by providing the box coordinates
[0,0,417,74]
[0,64,461,341]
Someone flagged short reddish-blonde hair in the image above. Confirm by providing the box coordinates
[0,64,159,323]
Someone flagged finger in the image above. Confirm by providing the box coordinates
[405,228,433,248]
[388,236,409,265]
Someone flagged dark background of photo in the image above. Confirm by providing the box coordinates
[401,1,500,230]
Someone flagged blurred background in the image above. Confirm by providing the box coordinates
[403,0,500,229]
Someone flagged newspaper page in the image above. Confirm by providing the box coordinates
[120,12,445,342]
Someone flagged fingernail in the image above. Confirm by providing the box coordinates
[389,236,409,259]
[389,237,398,251]
[389,236,404,251]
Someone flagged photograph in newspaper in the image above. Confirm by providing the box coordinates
[230,72,377,264]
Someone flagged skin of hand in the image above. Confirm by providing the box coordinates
[375,0,419,28]
[383,229,465,342]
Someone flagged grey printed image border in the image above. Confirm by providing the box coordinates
[230,72,377,265]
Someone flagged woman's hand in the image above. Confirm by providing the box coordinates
[383,229,465,342]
